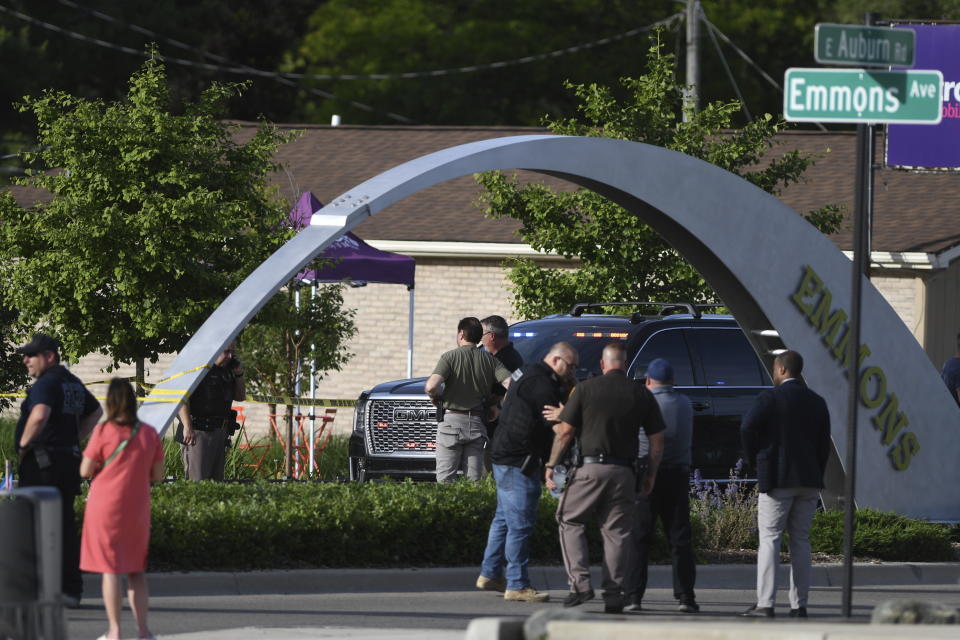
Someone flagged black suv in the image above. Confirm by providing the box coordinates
[349,302,776,481]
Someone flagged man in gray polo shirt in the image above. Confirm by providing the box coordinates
[426,317,511,483]
[628,357,698,613]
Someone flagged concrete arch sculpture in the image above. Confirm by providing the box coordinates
[139,135,959,520]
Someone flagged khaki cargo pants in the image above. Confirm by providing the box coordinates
[435,413,487,483]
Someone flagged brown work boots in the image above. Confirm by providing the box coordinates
[476,575,549,602]
[504,587,550,603]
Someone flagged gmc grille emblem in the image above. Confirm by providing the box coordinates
[394,407,435,422]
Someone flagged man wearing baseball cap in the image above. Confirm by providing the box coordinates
[627,357,698,614]
[14,333,102,607]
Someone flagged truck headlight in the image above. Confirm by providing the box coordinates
[354,393,369,433]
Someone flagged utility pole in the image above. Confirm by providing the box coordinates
[685,0,701,116]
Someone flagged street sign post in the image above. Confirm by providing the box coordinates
[783,68,942,124]
[802,16,937,624]
[815,23,915,67]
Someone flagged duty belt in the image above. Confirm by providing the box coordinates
[445,408,484,416]
[582,454,634,467]
[190,415,229,431]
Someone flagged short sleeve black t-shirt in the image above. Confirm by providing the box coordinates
[491,361,564,466]
[941,357,960,406]
[494,343,524,374]
[188,365,237,417]
[488,343,525,403]
[559,369,665,458]
[15,364,99,452]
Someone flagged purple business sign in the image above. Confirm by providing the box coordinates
[886,24,960,170]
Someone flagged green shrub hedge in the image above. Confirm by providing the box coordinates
[143,479,567,570]
[69,479,957,571]
[810,508,955,562]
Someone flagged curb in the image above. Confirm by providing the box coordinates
[84,563,960,597]
[543,621,960,640]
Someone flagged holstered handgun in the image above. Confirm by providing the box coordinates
[226,409,240,436]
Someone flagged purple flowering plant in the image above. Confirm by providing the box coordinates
[689,458,758,555]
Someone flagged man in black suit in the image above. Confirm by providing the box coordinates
[739,350,831,619]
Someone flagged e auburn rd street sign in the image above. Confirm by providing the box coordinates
[784,68,943,124]
[815,23,915,67]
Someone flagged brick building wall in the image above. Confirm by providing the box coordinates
[871,274,923,339]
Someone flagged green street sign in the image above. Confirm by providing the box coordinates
[815,23,915,67]
[784,68,942,124]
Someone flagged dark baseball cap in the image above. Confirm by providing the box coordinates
[15,333,61,356]
[644,358,674,383]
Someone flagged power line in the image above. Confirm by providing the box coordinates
[266,14,684,80]
[700,16,827,132]
[48,1,681,81]
[0,2,415,123]
[699,6,752,122]
[700,16,782,92]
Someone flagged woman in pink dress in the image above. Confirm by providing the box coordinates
[80,378,164,640]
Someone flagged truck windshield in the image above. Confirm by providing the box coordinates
[509,324,631,379]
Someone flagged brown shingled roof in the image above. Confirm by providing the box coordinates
[247,123,551,244]
[9,123,960,254]
[771,130,960,254]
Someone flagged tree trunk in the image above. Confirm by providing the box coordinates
[268,403,278,442]
[284,324,295,480]
[136,358,145,399]
[285,404,294,480]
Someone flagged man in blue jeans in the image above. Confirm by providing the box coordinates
[476,342,578,602]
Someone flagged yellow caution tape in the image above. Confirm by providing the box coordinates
[79,364,212,390]
[4,377,356,409]
[3,391,184,404]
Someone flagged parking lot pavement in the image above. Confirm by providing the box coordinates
[65,564,960,639]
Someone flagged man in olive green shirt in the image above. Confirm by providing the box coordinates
[426,317,511,482]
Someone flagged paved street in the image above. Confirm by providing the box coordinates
[64,564,960,639]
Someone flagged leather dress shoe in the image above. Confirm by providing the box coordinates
[562,588,595,608]
[789,607,808,618]
[678,598,700,613]
[739,604,774,618]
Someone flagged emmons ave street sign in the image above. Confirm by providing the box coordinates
[784,68,943,124]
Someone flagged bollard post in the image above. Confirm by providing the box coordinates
[0,486,66,640]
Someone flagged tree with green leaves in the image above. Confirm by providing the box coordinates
[238,279,356,478]
[0,50,297,387]
[0,303,25,407]
[478,36,843,319]
[283,0,680,126]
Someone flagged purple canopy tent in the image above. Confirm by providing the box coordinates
[287,192,416,476]
[290,192,417,377]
